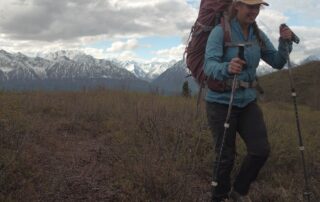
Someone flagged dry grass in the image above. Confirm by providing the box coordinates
[0,89,319,201]
[259,61,320,110]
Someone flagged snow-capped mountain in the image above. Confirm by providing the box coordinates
[152,60,198,94]
[41,51,176,81]
[0,49,152,91]
[300,54,320,64]
[39,50,86,61]
[26,56,52,79]
[256,59,300,76]
[0,50,43,80]
[116,61,148,81]
[140,60,177,81]
[1,48,318,93]
[256,62,277,76]
[0,49,136,81]
[118,60,177,81]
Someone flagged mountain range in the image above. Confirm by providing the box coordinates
[0,50,152,91]
[0,49,319,94]
[114,60,177,82]
[0,50,135,81]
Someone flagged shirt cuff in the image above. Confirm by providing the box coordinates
[221,62,231,78]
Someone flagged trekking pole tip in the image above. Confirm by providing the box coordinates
[303,191,312,201]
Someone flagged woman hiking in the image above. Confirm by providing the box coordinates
[204,0,293,201]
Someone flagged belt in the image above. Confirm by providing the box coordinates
[225,79,258,89]
[207,78,262,93]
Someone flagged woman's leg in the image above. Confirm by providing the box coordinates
[233,102,270,195]
[206,102,238,201]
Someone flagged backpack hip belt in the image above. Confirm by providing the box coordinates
[207,78,258,92]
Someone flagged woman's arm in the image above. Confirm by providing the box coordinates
[204,26,231,80]
[260,30,293,69]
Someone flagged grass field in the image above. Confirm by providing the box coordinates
[0,89,319,201]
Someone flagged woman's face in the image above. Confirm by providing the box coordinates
[235,3,261,25]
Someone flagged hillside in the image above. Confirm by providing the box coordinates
[152,60,198,95]
[259,61,320,109]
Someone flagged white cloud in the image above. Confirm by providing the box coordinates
[0,0,319,63]
[152,44,185,62]
[0,0,197,41]
[107,50,142,62]
[267,0,320,19]
[0,0,197,61]
[257,9,288,42]
[77,48,107,59]
[257,9,320,63]
[107,39,139,52]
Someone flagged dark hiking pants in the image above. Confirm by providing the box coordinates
[206,101,270,201]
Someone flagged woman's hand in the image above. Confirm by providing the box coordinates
[280,26,293,40]
[228,57,246,74]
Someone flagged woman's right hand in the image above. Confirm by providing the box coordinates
[228,57,246,74]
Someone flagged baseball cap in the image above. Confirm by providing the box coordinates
[237,0,269,6]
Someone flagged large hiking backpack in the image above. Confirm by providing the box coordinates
[185,0,233,91]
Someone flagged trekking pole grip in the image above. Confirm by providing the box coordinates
[238,46,245,60]
[280,23,300,44]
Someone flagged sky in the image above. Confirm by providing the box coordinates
[0,0,319,64]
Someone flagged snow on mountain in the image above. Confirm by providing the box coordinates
[39,50,86,61]
[0,51,15,75]
[300,54,320,64]
[0,50,15,64]
[1,49,177,83]
[44,53,137,80]
[117,60,148,80]
[114,60,176,81]
[0,49,136,81]
[0,50,28,70]
[141,60,177,81]
[72,54,97,64]
[24,56,51,79]
[256,62,277,76]
[7,66,39,80]
[2,48,317,93]
[256,59,300,76]
[0,50,40,80]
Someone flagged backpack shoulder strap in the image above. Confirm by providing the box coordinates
[220,13,231,56]
[221,13,231,44]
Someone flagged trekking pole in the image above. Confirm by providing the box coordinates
[211,44,249,189]
[280,24,312,202]
[211,74,237,189]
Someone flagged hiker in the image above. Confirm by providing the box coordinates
[204,0,293,201]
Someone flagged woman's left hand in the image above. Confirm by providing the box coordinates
[280,26,293,40]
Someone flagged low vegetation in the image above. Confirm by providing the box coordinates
[0,88,319,201]
[259,61,320,109]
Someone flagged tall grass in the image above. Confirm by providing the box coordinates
[0,90,319,201]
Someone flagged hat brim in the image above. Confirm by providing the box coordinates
[240,0,269,6]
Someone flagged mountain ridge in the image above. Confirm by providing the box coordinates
[0,49,152,92]
[0,49,319,95]
[0,49,136,80]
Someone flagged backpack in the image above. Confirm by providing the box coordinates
[184,0,233,92]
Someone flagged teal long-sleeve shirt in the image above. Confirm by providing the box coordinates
[204,18,292,107]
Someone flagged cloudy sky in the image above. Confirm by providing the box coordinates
[0,0,319,63]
